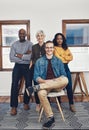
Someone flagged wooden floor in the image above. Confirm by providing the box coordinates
[0,95,88,103]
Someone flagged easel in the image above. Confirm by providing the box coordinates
[71,72,89,101]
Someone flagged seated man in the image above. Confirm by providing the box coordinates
[33,41,68,129]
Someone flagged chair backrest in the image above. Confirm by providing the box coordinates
[47,90,65,97]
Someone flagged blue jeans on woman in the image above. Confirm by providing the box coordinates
[10,63,32,108]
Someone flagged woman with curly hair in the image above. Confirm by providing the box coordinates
[53,33,76,112]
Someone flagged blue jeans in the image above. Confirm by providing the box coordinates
[10,63,32,107]
[64,63,74,104]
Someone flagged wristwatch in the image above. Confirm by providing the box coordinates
[15,54,18,57]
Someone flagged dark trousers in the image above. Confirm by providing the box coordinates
[30,65,40,104]
[34,81,40,104]
[10,63,32,107]
[58,63,74,105]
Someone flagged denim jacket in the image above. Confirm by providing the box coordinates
[34,55,67,83]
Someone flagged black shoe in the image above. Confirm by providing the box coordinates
[42,116,55,129]
[33,84,40,92]
[26,86,33,96]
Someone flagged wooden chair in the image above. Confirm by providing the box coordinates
[38,90,65,122]
[18,77,25,103]
[18,77,34,103]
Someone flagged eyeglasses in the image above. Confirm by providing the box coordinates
[45,47,54,49]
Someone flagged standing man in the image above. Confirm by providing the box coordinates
[33,41,68,129]
[10,28,33,115]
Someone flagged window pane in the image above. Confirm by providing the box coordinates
[2,48,14,69]
[66,24,89,46]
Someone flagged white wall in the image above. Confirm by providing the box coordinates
[0,0,89,95]
[0,72,12,96]
[0,0,89,42]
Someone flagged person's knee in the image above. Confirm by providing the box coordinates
[60,76,69,88]
[64,77,69,86]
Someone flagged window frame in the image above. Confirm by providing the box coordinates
[0,20,30,71]
[62,19,89,47]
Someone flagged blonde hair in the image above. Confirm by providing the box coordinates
[36,30,45,37]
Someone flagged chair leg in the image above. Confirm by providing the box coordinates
[56,97,65,121]
[38,107,44,122]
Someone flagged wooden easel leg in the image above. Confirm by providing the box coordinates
[80,72,89,101]
[78,75,84,96]
[73,73,79,93]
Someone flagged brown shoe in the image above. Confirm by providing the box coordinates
[10,107,17,115]
[70,104,76,112]
[24,104,30,110]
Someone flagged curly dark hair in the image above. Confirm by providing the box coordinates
[53,33,68,50]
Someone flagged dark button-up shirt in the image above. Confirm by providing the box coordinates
[31,43,45,64]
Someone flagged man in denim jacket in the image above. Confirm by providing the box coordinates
[33,41,68,129]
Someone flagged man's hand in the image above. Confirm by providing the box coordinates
[16,54,23,58]
[15,50,31,58]
[45,79,54,83]
[26,50,31,54]
[29,60,33,68]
